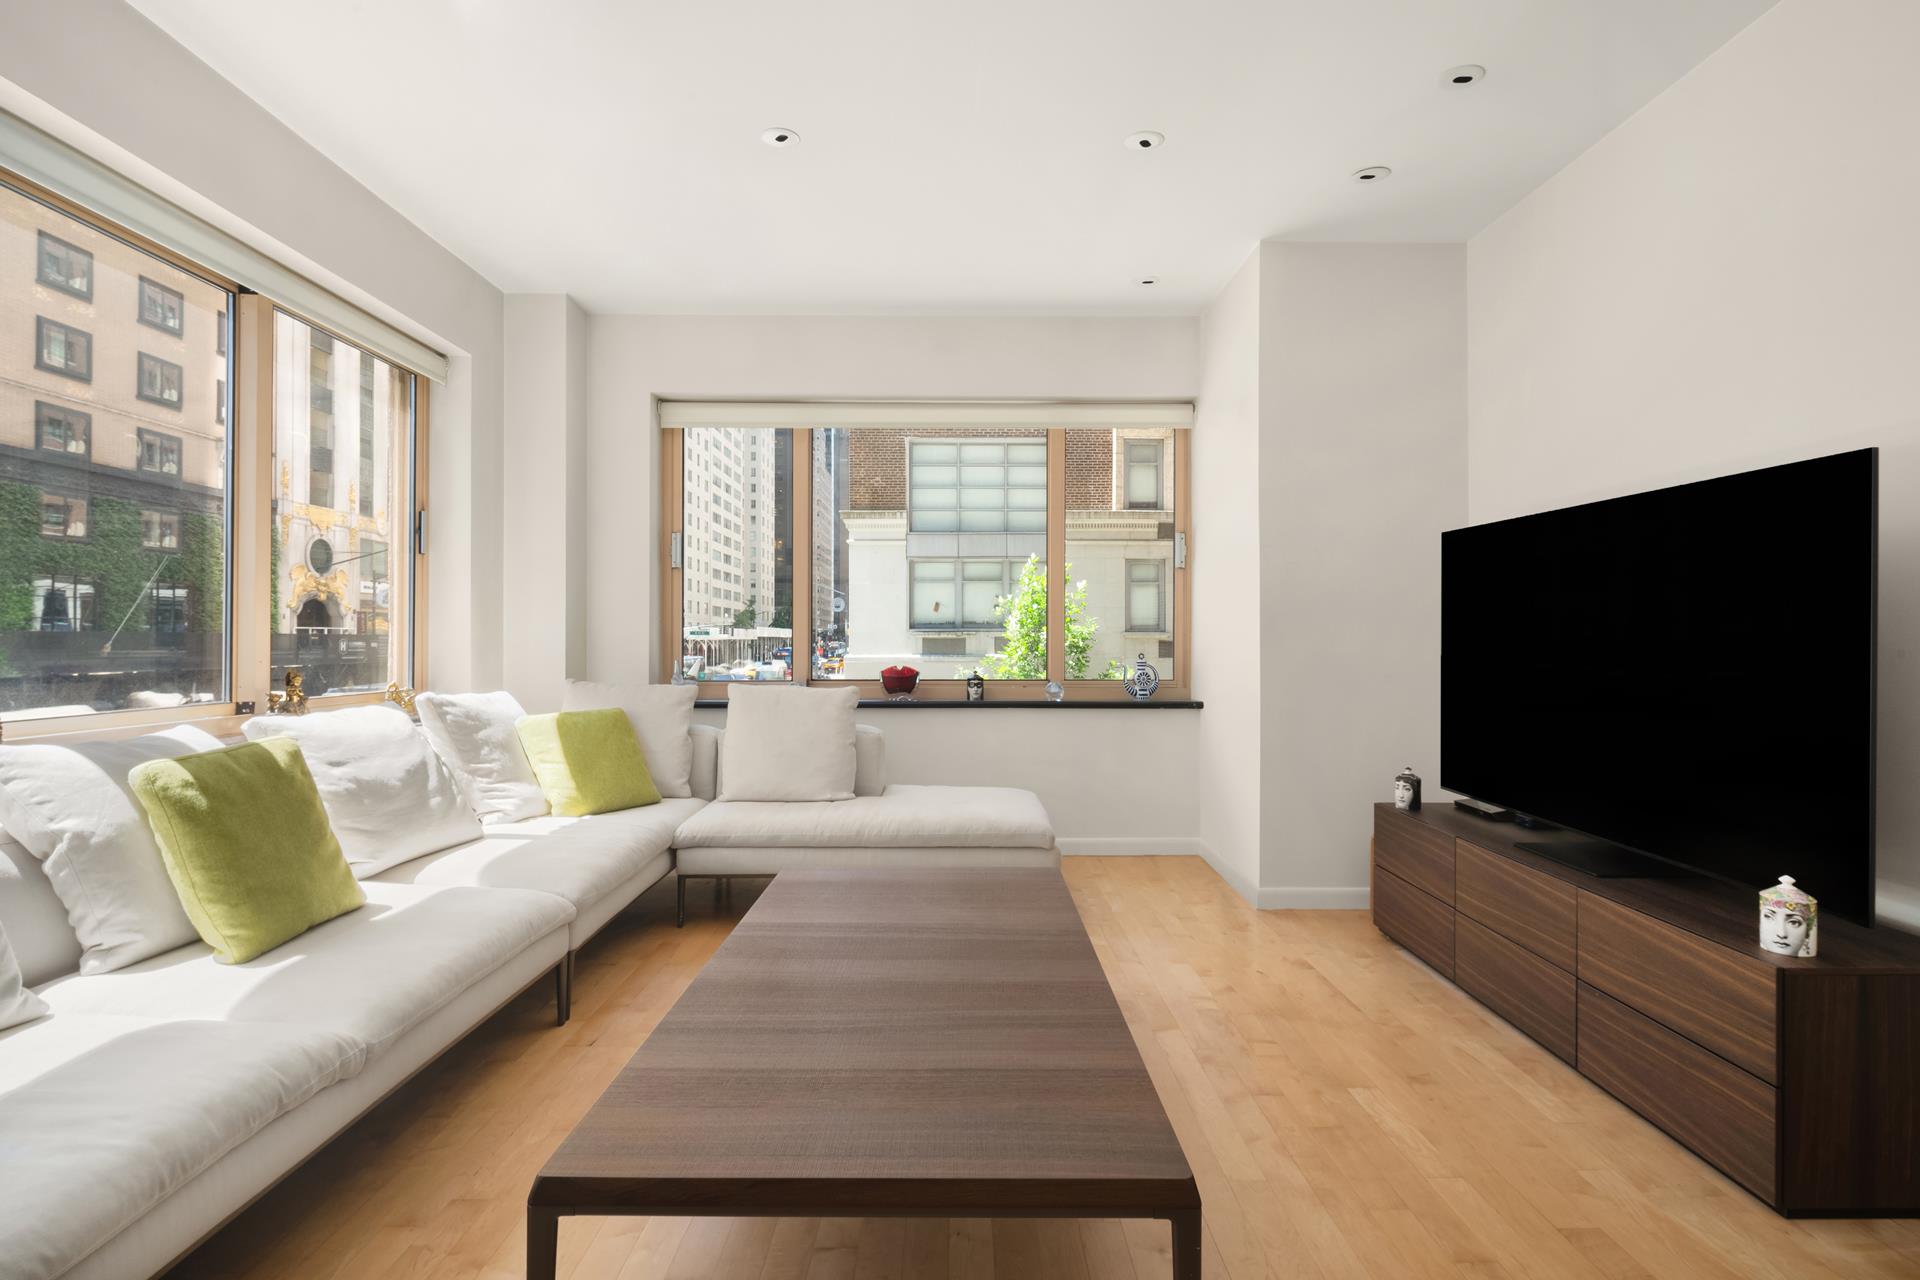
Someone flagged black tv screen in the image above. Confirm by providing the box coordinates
[1441,449,1877,924]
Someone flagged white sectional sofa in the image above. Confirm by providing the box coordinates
[0,709,1056,1280]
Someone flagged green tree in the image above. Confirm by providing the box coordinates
[771,603,792,629]
[977,554,1098,679]
[733,595,758,629]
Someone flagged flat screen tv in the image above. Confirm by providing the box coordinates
[1441,448,1877,924]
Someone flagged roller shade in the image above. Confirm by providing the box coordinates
[0,110,450,383]
[659,400,1194,430]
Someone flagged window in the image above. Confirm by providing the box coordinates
[137,352,184,408]
[35,316,91,380]
[36,231,91,298]
[1125,437,1163,509]
[271,311,416,697]
[138,276,184,335]
[138,429,183,476]
[142,510,181,550]
[40,493,88,540]
[32,575,96,631]
[5,176,231,720]
[151,584,189,634]
[35,402,90,457]
[1069,426,1178,678]
[2,165,432,731]
[1126,559,1166,632]
[666,406,1187,698]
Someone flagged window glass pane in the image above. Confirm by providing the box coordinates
[679,426,794,683]
[272,311,412,697]
[0,180,230,720]
[1066,427,1176,681]
[815,427,1046,681]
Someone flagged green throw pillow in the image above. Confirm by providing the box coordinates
[130,737,364,965]
[516,709,661,816]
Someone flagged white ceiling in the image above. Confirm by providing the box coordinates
[128,0,1774,316]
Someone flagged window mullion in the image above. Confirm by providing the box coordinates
[660,427,684,684]
[791,428,813,685]
[231,294,274,712]
[1046,428,1066,685]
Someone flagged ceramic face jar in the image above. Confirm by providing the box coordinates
[1759,876,1818,958]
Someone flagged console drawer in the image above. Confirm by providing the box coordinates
[1578,983,1777,1203]
[1456,840,1577,970]
[1373,866,1453,979]
[1374,807,1454,903]
[1577,892,1777,1082]
[1457,915,1575,1062]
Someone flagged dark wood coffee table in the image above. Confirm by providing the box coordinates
[528,866,1200,1278]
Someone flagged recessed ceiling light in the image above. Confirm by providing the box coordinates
[1442,64,1486,88]
[1125,130,1166,151]
[761,127,800,147]
[1352,166,1392,183]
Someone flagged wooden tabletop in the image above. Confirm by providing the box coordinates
[530,867,1197,1219]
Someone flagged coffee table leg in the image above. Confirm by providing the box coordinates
[1170,1208,1201,1280]
[527,1205,559,1280]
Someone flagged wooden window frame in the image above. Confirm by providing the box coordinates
[660,420,1191,702]
[0,168,432,743]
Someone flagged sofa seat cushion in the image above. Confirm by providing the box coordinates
[0,1014,360,1280]
[374,799,703,914]
[36,882,572,1061]
[676,845,1061,876]
[670,785,1054,850]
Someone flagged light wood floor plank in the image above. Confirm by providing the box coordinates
[165,858,1910,1280]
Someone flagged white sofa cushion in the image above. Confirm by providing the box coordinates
[853,724,887,797]
[0,918,48,1032]
[0,1015,360,1280]
[374,798,701,922]
[243,706,482,878]
[0,726,223,975]
[562,680,698,798]
[672,784,1055,849]
[717,685,859,802]
[690,723,721,800]
[38,881,572,1061]
[0,838,81,987]
[415,690,549,823]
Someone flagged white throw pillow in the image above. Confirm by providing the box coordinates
[718,685,859,802]
[0,918,49,1032]
[242,705,481,877]
[415,691,548,823]
[562,679,698,798]
[0,725,222,974]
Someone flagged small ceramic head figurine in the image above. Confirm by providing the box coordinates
[1759,876,1818,957]
[1393,765,1422,811]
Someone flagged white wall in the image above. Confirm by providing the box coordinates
[1467,0,1920,928]
[0,0,506,690]
[1260,243,1469,904]
[1190,250,1265,899]
[570,315,1204,849]
[501,295,589,709]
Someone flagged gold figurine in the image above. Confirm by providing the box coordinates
[278,669,309,715]
[384,682,418,715]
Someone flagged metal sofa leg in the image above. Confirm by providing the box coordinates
[554,957,572,1026]
[676,875,687,927]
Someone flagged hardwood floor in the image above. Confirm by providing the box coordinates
[169,857,1920,1280]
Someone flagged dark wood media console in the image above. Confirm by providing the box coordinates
[1371,802,1920,1216]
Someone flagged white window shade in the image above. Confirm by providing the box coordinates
[0,110,449,384]
[660,401,1194,430]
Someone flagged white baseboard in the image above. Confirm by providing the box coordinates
[1256,886,1370,910]
[1058,836,1211,858]
[1059,840,1370,912]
